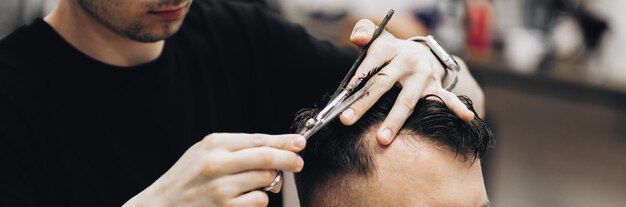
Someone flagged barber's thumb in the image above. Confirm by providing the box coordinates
[350,19,376,46]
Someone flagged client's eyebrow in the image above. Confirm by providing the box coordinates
[481,201,493,207]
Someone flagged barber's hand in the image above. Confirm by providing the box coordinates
[124,133,305,207]
[340,19,475,145]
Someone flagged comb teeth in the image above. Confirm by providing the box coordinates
[345,57,393,97]
[346,73,367,96]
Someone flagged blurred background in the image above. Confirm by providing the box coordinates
[2,0,624,206]
[267,0,626,206]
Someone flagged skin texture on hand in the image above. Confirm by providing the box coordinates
[123,133,306,207]
[340,19,484,146]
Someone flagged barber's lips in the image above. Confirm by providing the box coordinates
[149,6,186,20]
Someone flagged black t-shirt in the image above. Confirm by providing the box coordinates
[0,0,357,206]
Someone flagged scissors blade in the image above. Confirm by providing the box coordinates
[302,82,375,139]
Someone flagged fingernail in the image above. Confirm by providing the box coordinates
[342,109,355,120]
[293,136,306,148]
[354,27,366,36]
[380,128,392,141]
[296,157,304,171]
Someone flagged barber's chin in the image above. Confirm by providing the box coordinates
[127,33,169,43]
[126,27,181,42]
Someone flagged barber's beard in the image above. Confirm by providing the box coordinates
[122,21,169,43]
[77,0,187,42]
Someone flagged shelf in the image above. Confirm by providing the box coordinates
[469,62,626,110]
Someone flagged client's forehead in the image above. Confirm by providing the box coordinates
[364,133,489,206]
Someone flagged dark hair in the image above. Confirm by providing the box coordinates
[291,86,494,206]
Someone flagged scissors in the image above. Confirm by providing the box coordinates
[263,9,395,192]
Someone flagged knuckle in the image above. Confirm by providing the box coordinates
[449,99,463,111]
[387,121,402,131]
[206,182,220,194]
[204,152,220,164]
[387,120,404,132]
[350,99,367,113]
[373,75,394,88]
[202,133,222,148]
[207,182,229,201]
[202,155,224,176]
[277,136,291,149]
[439,88,452,96]
[417,65,435,78]
[399,51,419,67]
[344,101,367,125]
[400,96,418,111]
[250,134,265,147]
[256,150,274,166]
[441,89,457,101]
[425,87,439,96]
[264,170,276,182]
[362,78,392,99]
[202,163,218,176]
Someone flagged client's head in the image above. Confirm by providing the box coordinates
[292,86,494,207]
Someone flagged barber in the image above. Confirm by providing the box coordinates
[0,0,483,206]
